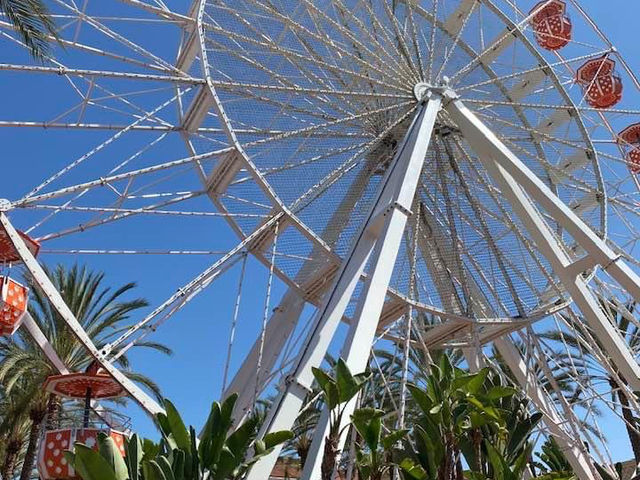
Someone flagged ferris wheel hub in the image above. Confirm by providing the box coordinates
[413,82,431,102]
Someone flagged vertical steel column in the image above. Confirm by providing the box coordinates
[445,96,640,394]
[246,92,443,480]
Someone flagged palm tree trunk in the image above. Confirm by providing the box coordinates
[45,395,60,430]
[19,408,45,480]
[321,435,338,480]
[619,388,640,465]
[2,437,22,480]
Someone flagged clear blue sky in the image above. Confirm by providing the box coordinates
[0,0,639,465]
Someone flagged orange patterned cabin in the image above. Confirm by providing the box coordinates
[618,123,640,174]
[0,226,40,264]
[576,57,623,109]
[38,363,128,480]
[0,276,28,336]
[38,429,127,480]
[530,0,572,51]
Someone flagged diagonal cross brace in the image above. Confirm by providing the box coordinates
[246,92,443,480]
[0,213,164,416]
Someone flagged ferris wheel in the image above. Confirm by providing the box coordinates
[2,0,640,478]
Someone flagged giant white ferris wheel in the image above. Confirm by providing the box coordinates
[2,0,640,478]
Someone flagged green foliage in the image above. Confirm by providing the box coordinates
[312,358,370,410]
[398,355,544,480]
[312,358,371,480]
[350,408,406,480]
[0,0,60,59]
[65,394,293,480]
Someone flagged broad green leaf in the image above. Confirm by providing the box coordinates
[398,458,427,480]
[73,444,117,480]
[125,434,143,480]
[263,430,294,450]
[171,450,185,480]
[97,434,128,480]
[155,456,175,480]
[163,400,191,452]
[381,429,408,450]
[466,368,490,395]
[145,460,168,480]
[312,367,339,408]
[486,386,517,400]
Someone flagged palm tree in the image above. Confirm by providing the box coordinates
[0,384,30,480]
[541,300,640,465]
[0,264,172,480]
[0,0,59,59]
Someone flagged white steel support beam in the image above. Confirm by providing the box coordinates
[493,337,599,479]
[246,92,443,480]
[224,165,375,422]
[445,97,640,392]
[0,213,164,415]
[413,186,598,476]
[223,291,305,421]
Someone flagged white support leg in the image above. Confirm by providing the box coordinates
[224,291,305,421]
[224,166,375,422]
[493,338,599,480]
[445,97,640,393]
[246,92,443,480]
[415,195,596,476]
[0,213,164,416]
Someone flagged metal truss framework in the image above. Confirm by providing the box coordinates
[239,88,640,480]
[3,1,640,479]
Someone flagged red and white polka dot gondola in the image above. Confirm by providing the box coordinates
[619,123,640,174]
[576,56,623,109]
[0,225,40,264]
[38,363,128,480]
[0,276,28,336]
[530,0,572,51]
[38,429,127,480]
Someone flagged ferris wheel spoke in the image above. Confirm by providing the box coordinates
[242,100,413,147]
[449,3,546,85]
[22,203,264,218]
[18,92,187,203]
[0,63,204,84]
[435,0,478,83]
[466,97,640,116]
[336,0,417,82]
[302,0,414,86]
[379,0,420,81]
[456,49,610,93]
[15,148,231,208]
[203,16,410,94]
[116,0,193,24]
[52,0,183,73]
[102,212,285,359]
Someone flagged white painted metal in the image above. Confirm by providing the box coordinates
[0,213,164,415]
[247,92,443,480]
[494,337,599,479]
[445,96,640,391]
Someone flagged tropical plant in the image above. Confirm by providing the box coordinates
[533,438,575,478]
[0,0,59,59]
[0,264,172,480]
[312,358,371,480]
[542,300,640,464]
[350,407,406,480]
[399,355,542,480]
[65,394,293,480]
